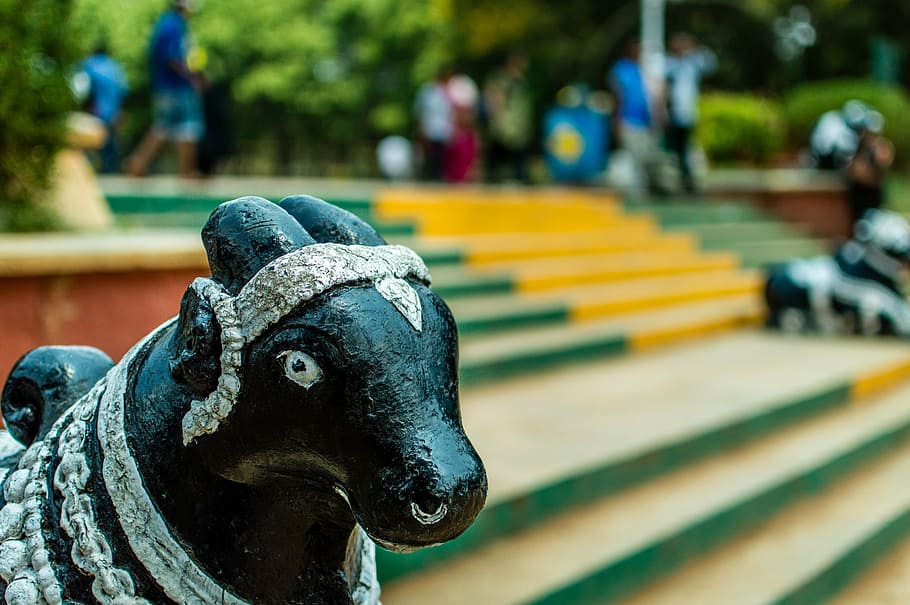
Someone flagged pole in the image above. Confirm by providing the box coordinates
[640,0,665,89]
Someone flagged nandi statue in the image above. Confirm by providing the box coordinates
[0,195,487,604]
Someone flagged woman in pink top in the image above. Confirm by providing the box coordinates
[444,74,479,182]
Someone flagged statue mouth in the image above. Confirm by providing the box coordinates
[369,536,443,554]
[332,484,449,553]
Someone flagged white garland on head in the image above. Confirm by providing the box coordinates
[182,243,431,445]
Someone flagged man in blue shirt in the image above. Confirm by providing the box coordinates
[126,0,204,178]
[80,44,128,173]
[609,38,666,195]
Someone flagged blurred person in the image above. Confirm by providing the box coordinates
[609,38,666,196]
[483,53,533,183]
[444,73,479,183]
[79,43,129,174]
[414,68,454,181]
[198,78,236,176]
[126,0,205,178]
[846,109,894,227]
[765,208,910,337]
[664,33,716,194]
[810,100,869,170]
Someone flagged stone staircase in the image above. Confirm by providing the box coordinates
[372,189,764,384]
[380,335,910,605]
[108,189,767,382]
[106,185,910,603]
[625,199,829,269]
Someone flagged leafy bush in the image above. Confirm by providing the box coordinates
[782,79,910,165]
[696,93,787,165]
[0,0,77,231]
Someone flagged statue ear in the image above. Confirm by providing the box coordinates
[170,285,222,395]
[279,195,386,246]
[2,346,113,446]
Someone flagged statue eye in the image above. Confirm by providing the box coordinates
[277,350,322,389]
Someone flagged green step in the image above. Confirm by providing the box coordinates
[455,304,569,336]
[457,296,757,386]
[625,201,764,226]
[378,380,852,584]
[521,394,910,605]
[377,335,910,586]
[109,192,416,237]
[666,221,801,244]
[618,418,910,605]
[106,193,372,216]
[737,241,829,269]
[431,273,513,299]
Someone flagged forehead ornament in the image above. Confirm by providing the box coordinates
[182,243,431,445]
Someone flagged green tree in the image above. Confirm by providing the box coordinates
[72,0,454,173]
[0,0,78,231]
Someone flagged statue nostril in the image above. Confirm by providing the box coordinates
[410,501,448,525]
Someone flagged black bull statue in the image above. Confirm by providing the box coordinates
[0,196,487,604]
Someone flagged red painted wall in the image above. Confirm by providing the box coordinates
[1,269,204,384]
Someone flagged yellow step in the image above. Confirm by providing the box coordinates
[375,189,626,236]
[375,187,620,213]
[460,294,763,363]
[568,270,763,320]
[400,228,701,265]
[446,270,762,325]
[508,251,740,292]
[416,213,651,236]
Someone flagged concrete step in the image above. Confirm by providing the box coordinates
[381,358,910,604]
[377,333,910,588]
[373,189,635,236]
[374,188,620,221]
[105,192,373,217]
[734,239,829,269]
[431,250,740,298]
[618,403,910,605]
[458,294,762,385]
[560,270,761,320]
[625,201,765,225]
[666,221,801,245]
[113,209,416,238]
[828,516,910,604]
[410,213,654,237]
[449,270,762,333]
[394,229,697,268]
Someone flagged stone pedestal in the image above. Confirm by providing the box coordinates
[47,113,113,230]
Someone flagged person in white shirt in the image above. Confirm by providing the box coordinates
[810,100,868,170]
[414,68,454,181]
[664,33,717,193]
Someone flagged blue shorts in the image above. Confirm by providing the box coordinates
[152,88,204,143]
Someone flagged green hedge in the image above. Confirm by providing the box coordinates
[782,79,910,164]
[696,93,787,165]
[0,0,77,231]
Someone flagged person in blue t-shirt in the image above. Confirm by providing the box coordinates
[608,38,666,195]
[79,44,128,173]
[126,0,204,178]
